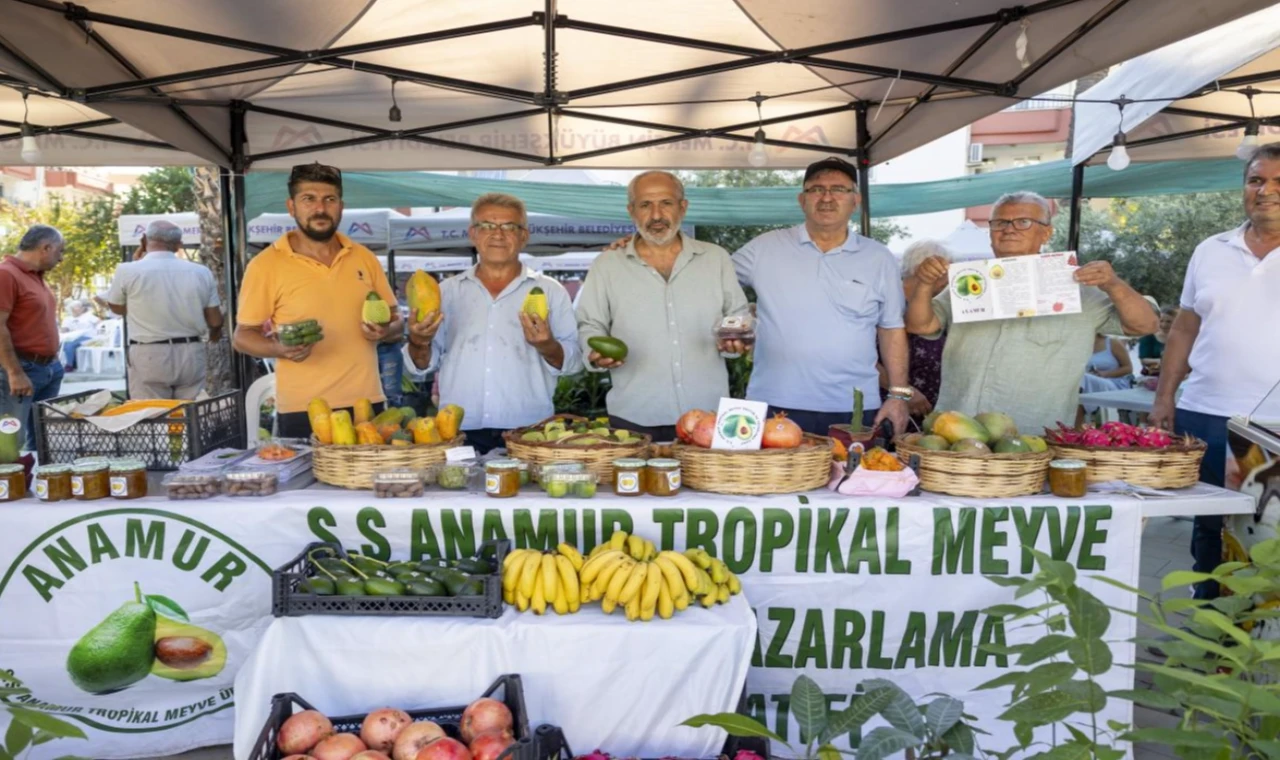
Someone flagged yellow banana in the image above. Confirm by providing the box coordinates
[552,574,569,615]
[717,583,730,604]
[644,539,657,561]
[711,559,729,584]
[663,551,700,592]
[618,562,648,605]
[686,548,712,570]
[557,542,585,572]
[581,549,625,585]
[503,587,515,605]
[625,592,641,622]
[542,553,558,600]
[519,551,542,598]
[531,565,547,615]
[516,586,530,612]
[605,559,635,606]
[610,530,629,552]
[502,560,522,594]
[673,587,690,611]
[653,555,687,601]
[601,594,618,614]
[657,578,674,619]
[555,554,580,612]
[728,573,742,595]
[589,544,608,559]
[640,599,656,622]
[503,548,530,574]
[591,554,630,599]
[696,567,715,597]
[641,562,663,609]
[627,534,645,561]
[699,591,716,609]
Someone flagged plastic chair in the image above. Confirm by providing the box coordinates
[244,372,277,441]
[76,319,125,374]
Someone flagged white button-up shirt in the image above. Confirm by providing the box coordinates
[1177,222,1280,417]
[403,266,582,430]
[105,251,220,343]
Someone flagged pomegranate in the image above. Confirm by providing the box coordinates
[761,412,803,449]
[469,731,514,760]
[281,756,314,760]
[352,753,393,760]
[278,709,334,755]
[689,414,716,449]
[393,722,447,760]
[459,698,513,744]
[676,410,711,443]
[415,737,473,760]
[312,733,368,760]
[361,708,412,751]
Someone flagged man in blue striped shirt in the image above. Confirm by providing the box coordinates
[404,193,582,452]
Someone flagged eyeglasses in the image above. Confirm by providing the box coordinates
[472,221,527,234]
[989,218,1049,231]
[802,185,856,197]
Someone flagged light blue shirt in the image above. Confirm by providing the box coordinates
[403,266,582,430]
[733,224,904,413]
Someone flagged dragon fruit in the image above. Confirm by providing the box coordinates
[1136,427,1173,449]
[1080,427,1112,447]
[1046,421,1180,448]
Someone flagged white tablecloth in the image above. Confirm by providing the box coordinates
[233,598,756,760]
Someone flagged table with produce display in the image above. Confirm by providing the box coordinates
[1,399,1256,760]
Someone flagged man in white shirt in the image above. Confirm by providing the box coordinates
[1152,143,1280,599]
[105,220,223,399]
[59,299,100,371]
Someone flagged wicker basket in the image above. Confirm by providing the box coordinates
[310,436,463,489]
[1048,441,1206,489]
[672,434,833,495]
[503,415,650,485]
[895,434,1052,497]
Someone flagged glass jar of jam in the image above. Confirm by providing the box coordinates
[612,458,647,497]
[0,464,26,501]
[1048,459,1088,498]
[485,459,521,498]
[33,464,73,502]
[72,461,110,500]
[645,458,682,497]
[109,459,149,500]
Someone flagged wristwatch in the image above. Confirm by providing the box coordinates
[887,386,914,402]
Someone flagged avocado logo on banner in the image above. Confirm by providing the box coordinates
[0,508,273,734]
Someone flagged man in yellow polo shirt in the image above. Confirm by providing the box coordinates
[233,163,402,438]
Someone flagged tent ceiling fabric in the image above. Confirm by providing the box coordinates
[1072,4,1280,165]
[0,0,1273,169]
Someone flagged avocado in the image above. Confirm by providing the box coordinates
[916,434,950,451]
[406,579,447,596]
[300,576,336,595]
[454,557,494,575]
[734,415,752,440]
[150,616,226,682]
[587,336,629,361]
[993,436,1032,454]
[66,582,156,694]
[364,578,406,596]
[429,568,470,596]
[335,579,366,596]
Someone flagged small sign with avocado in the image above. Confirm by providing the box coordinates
[710,398,768,451]
[949,251,1082,324]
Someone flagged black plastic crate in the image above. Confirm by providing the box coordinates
[35,389,245,470]
[249,674,536,760]
[534,724,771,760]
[272,540,509,619]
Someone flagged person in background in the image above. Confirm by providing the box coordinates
[404,193,581,453]
[1151,143,1280,600]
[889,240,951,420]
[1138,305,1178,375]
[59,299,101,371]
[733,157,911,436]
[234,163,402,437]
[0,225,65,450]
[1076,333,1134,425]
[576,171,749,442]
[104,220,223,399]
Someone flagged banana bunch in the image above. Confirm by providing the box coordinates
[682,547,742,609]
[502,543,584,615]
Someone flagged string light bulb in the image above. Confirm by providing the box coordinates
[388,79,402,123]
[746,91,768,167]
[1107,131,1130,171]
[19,93,41,164]
[1237,123,1259,161]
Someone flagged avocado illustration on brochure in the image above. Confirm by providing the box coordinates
[711,398,767,450]
[948,251,1083,323]
[66,582,225,694]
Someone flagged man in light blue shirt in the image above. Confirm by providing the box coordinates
[404,193,582,452]
[733,157,911,436]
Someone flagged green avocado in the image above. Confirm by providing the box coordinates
[406,578,447,596]
[66,582,156,694]
[150,616,226,682]
[587,336,629,361]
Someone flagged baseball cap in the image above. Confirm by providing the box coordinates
[803,156,859,186]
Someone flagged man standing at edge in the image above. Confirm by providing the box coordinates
[1151,143,1280,599]
[733,157,910,436]
[0,224,65,451]
[234,163,402,438]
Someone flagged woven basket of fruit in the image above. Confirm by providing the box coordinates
[671,410,833,495]
[503,414,650,485]
[893,411,1053,497]
[1044,422,1206,489]
[309,400,466,489]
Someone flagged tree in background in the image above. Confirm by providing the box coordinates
[0,196,117,312]
[119,166,196,214]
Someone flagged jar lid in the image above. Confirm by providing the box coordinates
[646,458,680,468]
[73,456,110,466]
[0,464,23,474]
[34,464,72,475]
[1050,459,1087,470]
[486,459,521,470]
[613,458,647,468]
[73,461,109,473]
[109,459,146,472]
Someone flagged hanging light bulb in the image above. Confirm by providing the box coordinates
[1106,134,1130,171]
[1236,122,1259,161]
[18,94,40,164]
[747,130,769,167]
[388,79,402,123]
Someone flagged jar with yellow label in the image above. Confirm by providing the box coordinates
[485,459,521,498]
[612,458,647,497]
[645,459,682,497]
[72,461,110,501]
[109,459,148,500]
[0,464,26,501]
[33,464,73,502]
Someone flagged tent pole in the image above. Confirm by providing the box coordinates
[226,102,254,394]
[1067,161,1084,252]
[855,101,871,237]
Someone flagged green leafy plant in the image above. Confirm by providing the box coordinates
[682,675,980,760]
[0,672,89,760]
[553,372,610,417]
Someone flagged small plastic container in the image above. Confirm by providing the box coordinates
[163,473,222,500]
[108,459,149,500]
[0,464,26,501]
[645,458,682,497]
[542,471,598,499]
[33,464,73,502]
[714,314,756,352]
[72,461,110,501]
[437,461,479,491]
[1048,459,1088,498]
[537,461,586,482]
[510,458,531,486]
[223,466,278,497]
[485,459,522,498]
[374,468,425,498]
[612,458,647,497]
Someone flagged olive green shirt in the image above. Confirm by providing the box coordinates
[927,285,1125,436]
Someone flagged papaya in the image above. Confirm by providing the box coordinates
[371,407,404,441]
[362,291,392,325]
[330,410,356,445]
[932,411,991,445]
[435,404,464,440]
[921,410,942,435]
[521,286,549,320]
[409,417,442,445]
[0,414,21,464]
[353,398,374,425]
[390,430,413,447]
[406,270,442,322]
[355,421,382,445]
[587,336,628,361]
[307,398,333,444]
[916,434,949,451]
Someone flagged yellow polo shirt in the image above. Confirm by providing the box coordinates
[237,232,398,414]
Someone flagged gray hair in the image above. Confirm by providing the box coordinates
[627,171,686,204]
[19,224,63,251]
[901,240,951,277]
[471,193,528,227]
[145,220,184,248]
[1245,143,1280,177]
[991,191,1052,223]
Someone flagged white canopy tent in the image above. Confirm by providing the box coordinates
[390,207,692,253]
[246,207,402,249]
[115,212,201,246]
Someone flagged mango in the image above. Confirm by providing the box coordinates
[916,434,949,451]
[588,336,628,361]
[993,436,1032,454]
[362,291,392,325]
[1020,435,1048,453]
[406,270,442,322]
[975,412,1018,441]
[66,582,156,694]
[932,411,991,445]
[921,410,942,435]
[950,439,991,454]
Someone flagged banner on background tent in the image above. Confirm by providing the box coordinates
[390,211,693,252]
[246,209,397,248]
[116,213,202,247]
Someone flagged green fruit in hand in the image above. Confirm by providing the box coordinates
[150,616,226,682]
[362,291,392,325]
[587,336,629,361]
[66,582,156,694]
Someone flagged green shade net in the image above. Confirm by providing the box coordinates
[244,158,1245,224]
